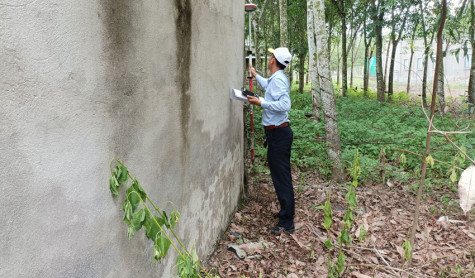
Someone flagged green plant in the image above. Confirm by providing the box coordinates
[109,159,215,278]
[317,150,365,277]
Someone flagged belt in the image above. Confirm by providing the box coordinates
[264,122,289,131]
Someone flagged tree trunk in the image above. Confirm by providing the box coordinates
[312,0,344,183]
[298,54,306,93]
[408,0,446,266]
[350,37,355,89]
[384,39,391,92]
[363,45,369,96]
[437,52,445,115]
[307,0,321,122]
[363,19,371,96]
[407,23,417,95]
[306,55,310,85]
[337,47,341,86]
[388,40,398,101]
[373,1,385,102]
[422,50,430,107]
[468,0,475,112]
[419,1,435,107]
[341,14,348,97]
[279,0,289,47]
[388,5,409,101]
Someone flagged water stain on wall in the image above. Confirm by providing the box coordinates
[174,0,192,164]
[100,0,142,157]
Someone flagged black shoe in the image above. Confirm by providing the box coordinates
[268,224,295,234]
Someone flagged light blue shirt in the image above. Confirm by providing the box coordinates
[255,70,291,126]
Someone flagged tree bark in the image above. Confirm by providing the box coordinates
[312,0,344,183]
[307,0,321,122]
[437,51,445,115]
[350,37,355,88]
[341,13,348,97]
[384,39,391,92]
[468,0,475,112]
[279,0,289,47]
[419,1,435,107]
[337,47,341,86]
[363,19,372,96]
[407,22,418,95]
[298,54,306,93]
[373,0,385,102]
[408,0,446,266]
[388,5,409,101]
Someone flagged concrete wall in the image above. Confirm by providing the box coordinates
[0,0,244,277]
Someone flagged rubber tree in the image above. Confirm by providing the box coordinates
[387,0,410,101]
[279,0,289,47]
[330,0,351,97]
[307,0,321,121]
[309,0,345,183]
[288,0,308,93]
[418,0,436,107]
[362,4,374,97]
[406,14,419,95]
[371,0,386,102]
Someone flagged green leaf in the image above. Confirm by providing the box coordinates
[323,199,333,230]
[122,200,133,222]
[343,209,354,230]
[132,180,147,200]
[400,153,407,168]
[131,209,146,230]
[402,240,412,260]
[336,251,347,273]
[118,165,129,184]
[324,238,333,249]
[426,155,434,168]
[126,187,141,213]
[162,211,171,229]
[359,225,367,243]
[154,236,171,261]
[144,214,164,240]
[177,253,198,277]
[338,229,350,245]
[192,249,199,264]
[170,209,180,229]
[109,175,119,198]
[449,168,457,183]
[345,189,357,208]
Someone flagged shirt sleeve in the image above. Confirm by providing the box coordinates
[260,77,291,112]
[255,74,268,90]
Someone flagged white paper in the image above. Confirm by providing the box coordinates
[230,88,264,103]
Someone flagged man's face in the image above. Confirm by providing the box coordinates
[268,54,274,70]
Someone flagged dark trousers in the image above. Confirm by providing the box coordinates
[265,125,294,228]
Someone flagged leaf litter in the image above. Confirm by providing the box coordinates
[206,173,475,277]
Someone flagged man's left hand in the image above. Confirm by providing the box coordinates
[247,96,261,106]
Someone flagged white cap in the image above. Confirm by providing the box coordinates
[268,47,291,67]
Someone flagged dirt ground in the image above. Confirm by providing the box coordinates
[206,172,475,278]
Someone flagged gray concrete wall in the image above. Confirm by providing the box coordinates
[0,0,244,277]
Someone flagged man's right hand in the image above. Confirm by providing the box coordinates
[250,66,257,78]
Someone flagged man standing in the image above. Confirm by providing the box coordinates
[247,47,295,234]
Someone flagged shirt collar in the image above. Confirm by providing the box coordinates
[268,69,284,82]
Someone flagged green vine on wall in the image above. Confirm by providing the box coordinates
[109,159,215,278]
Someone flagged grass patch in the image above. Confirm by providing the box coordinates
[247,85,475,185]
